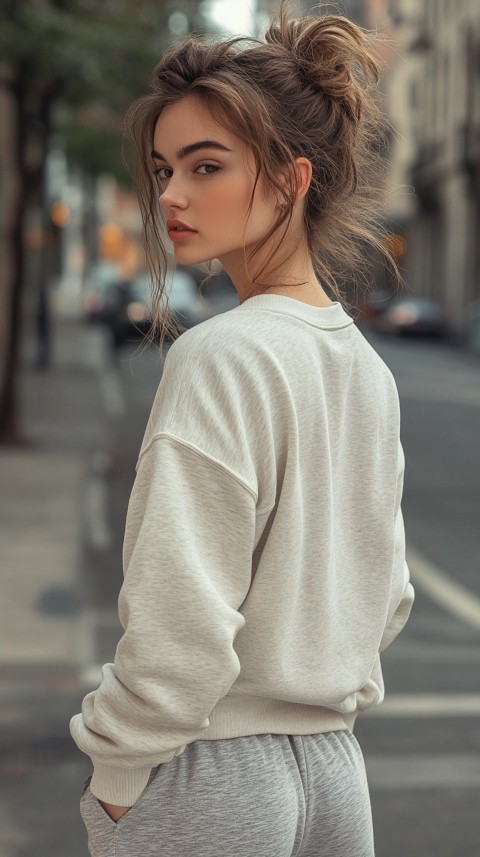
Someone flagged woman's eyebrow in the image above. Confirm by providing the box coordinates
[151,140,233,161]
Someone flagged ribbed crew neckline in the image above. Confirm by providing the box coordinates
[234,293,354,329]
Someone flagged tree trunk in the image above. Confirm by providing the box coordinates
[0,64,60,442]
[34,90,55,370]
[0,70,29,445]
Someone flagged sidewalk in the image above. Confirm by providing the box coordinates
[0,309,112,855]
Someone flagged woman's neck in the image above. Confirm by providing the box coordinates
[220,231,334,308]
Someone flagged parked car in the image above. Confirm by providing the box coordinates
[82,261,123,323]
[372,297,450,338]
[109,268,211,347]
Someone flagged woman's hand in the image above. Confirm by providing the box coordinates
[98,799,131,823]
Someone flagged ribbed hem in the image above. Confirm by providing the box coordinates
[200,695,358,739]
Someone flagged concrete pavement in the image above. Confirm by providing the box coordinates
[0,310,111,856]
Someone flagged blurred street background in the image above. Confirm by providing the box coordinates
[1,0,480,855]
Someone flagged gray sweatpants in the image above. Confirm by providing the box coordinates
[80,730,374,856]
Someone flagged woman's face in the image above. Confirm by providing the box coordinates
[152,95,281,272]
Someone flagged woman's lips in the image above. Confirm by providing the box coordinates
[168,228,198,242]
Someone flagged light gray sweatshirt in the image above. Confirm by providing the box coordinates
[70,293,414,806]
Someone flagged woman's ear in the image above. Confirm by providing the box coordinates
[274,158,312,210]
[294,157,312,202]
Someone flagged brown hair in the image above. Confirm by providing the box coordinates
[124,0,397,352]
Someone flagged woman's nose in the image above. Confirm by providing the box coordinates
[159,181,188,211]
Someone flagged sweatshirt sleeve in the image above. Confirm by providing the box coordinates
[379,439,415,653]
[69,434,256,806]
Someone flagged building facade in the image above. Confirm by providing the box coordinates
[389,0,480,335]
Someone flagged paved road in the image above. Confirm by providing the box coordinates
[1,319,479,855]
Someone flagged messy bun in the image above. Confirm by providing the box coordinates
[266,12,379,126]
[125,0,397,350]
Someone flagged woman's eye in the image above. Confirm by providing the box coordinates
[196,163,220,176]
[153,168,172,181]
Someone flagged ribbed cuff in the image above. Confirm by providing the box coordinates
[89,762,154,807]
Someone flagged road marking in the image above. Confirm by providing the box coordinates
[365,754,480,789]
[407,544,480,631]
[366,694,480,717]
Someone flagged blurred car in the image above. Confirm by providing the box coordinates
[82,261,123,323]
[357,288,395,322]
[372,297,450,338]
[109,268,211,347]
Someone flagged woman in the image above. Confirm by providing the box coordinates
[71,2,414,854]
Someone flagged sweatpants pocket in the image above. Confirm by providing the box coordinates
[80,787,117,857]
[80,766,161,856]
